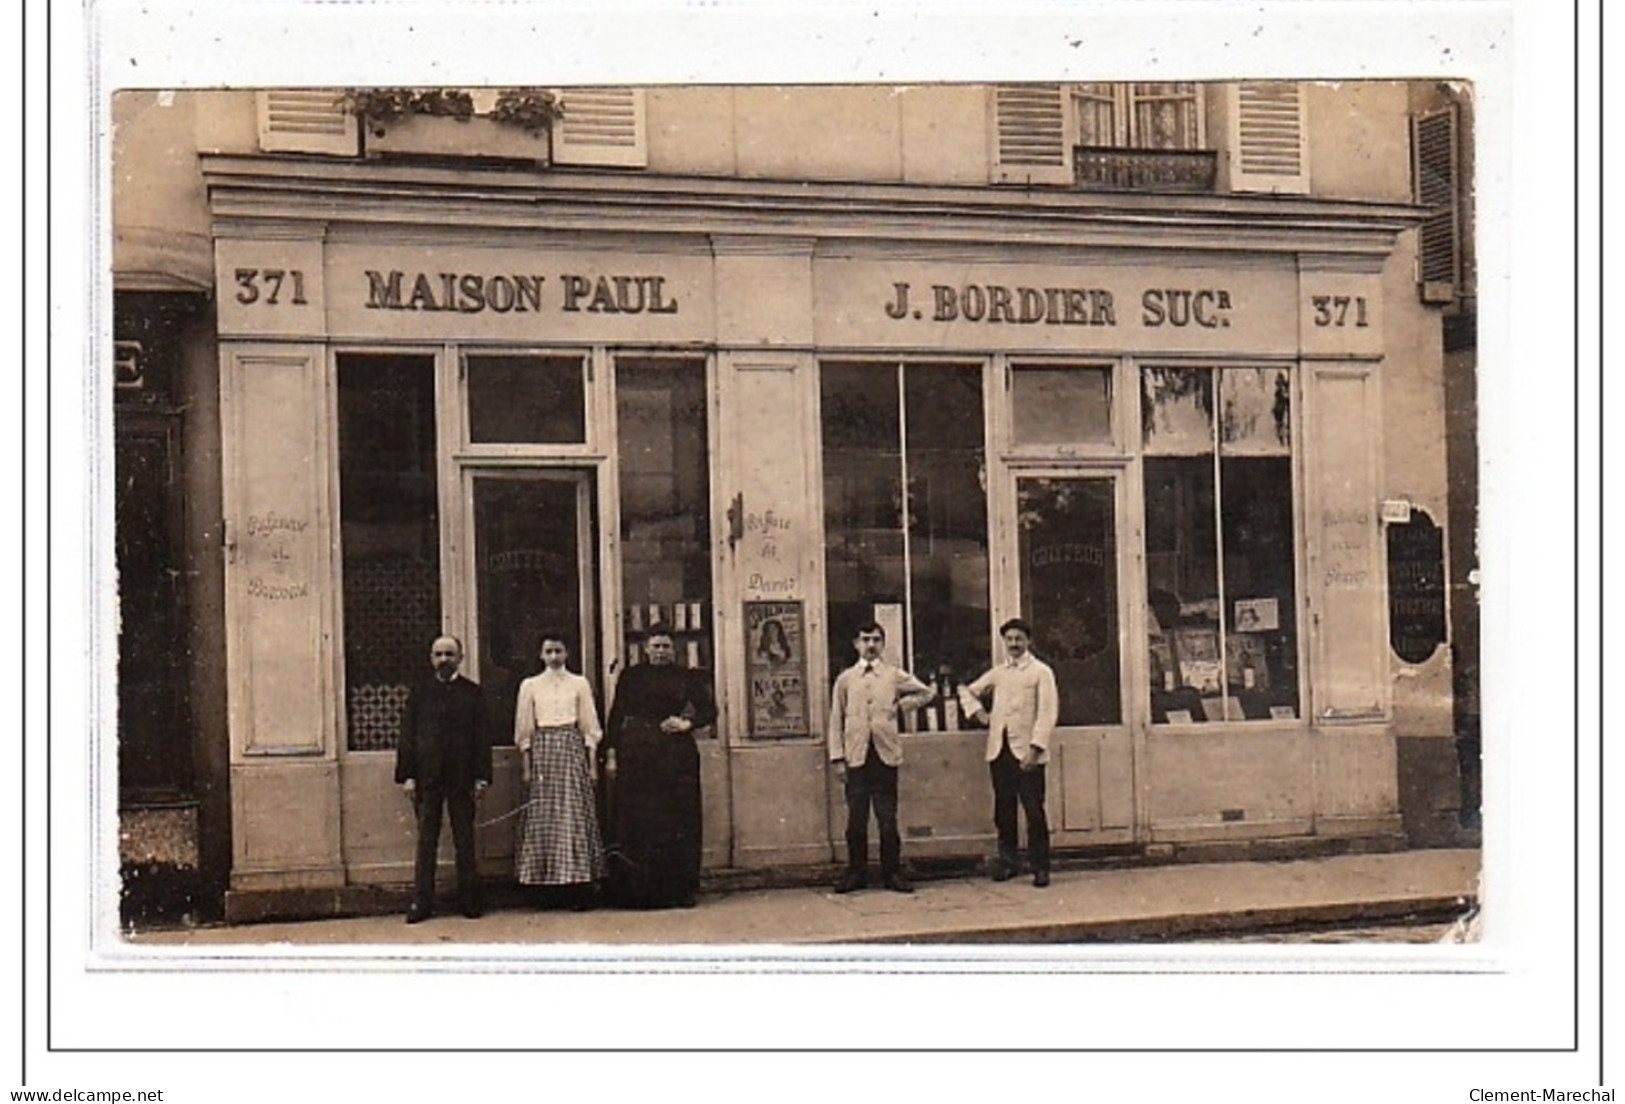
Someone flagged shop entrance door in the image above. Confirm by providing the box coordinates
[1011,473,1135,843]
[465,468,600,872]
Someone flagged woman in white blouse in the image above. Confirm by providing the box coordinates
[513,632,607,905]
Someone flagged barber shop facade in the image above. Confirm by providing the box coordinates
[116,84,1467,919]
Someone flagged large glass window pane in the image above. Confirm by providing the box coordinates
[1144,456,1222,722]
[1144,365,1299,724]
[903,366,991,687]
[821,362,989,707]
[616,357,715,690]
[1016,476,1121,725]
[1011,364,1112,446]
[337,354,441,751]
[1142,366,1214,454]
[1220,456,1300,719]
[466,353,586,444]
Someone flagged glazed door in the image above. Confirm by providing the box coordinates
[465,468,600,871]
[1012,473,1134,841]
[467,469,600,744]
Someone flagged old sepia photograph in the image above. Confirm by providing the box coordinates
[108,75,1484,955]
[31,0,1602,1093]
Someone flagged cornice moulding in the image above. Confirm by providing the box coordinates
[202,156,1423,260]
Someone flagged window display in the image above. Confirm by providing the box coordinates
[1143,365,1299,724]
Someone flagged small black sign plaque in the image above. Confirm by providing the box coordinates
[1386,510,1447,664]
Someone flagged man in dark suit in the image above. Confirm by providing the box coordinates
[396,635,490,923]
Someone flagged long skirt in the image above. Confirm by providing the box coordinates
[605,719,702,908]
[515,725,606,886]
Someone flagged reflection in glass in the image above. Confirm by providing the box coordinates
[337,354,441,752]
[466,353,586,444]
[1016,477,1121,726]
[1141,366,1213,454]
[821,362,990,697]
[1011,365,1112,446]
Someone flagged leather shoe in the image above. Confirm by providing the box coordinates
[834,871,867,894]
[991,865,1016,883]
[883,874,915,895]
[1032,870,1051,888]
[460,902,484,920]
[405,904,433,925]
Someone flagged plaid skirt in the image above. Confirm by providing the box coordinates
[515,725,606,886]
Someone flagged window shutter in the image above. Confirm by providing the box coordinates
[1227,81,1309,194]
[551,87,647,167]
[1412,106,1461,303]
[255,90,358,155]
[990,84,1073,185]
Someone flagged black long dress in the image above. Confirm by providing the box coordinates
[602,662,717,908]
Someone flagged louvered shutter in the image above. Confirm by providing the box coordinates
[255,90,358,155]
[1412,106,1461,303]
[551,87,647,167]
[1227,81,1309,194]
[990,84,1073,185]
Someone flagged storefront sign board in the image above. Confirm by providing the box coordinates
[812,258,1302,354]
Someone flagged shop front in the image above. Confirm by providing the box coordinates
[206,158,1416,906]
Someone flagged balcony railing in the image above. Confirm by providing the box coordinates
[1073,146,1218,193]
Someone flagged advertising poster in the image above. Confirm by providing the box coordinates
[745,600,808,737]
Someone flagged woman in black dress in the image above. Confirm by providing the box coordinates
[602,627,717,908]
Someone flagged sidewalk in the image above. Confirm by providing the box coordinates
[129,848,1480,948]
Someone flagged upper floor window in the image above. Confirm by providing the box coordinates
[991,82,1308,196]
[1073,83,1204,150]
[255,86,648,168]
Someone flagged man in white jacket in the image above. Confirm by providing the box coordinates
[827,621,935,894]
[959,618,1059,887]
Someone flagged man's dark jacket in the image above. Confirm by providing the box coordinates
[395,674,491,791]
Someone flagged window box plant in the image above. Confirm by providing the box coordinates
[345,88,561,163]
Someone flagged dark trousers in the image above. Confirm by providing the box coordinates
[990,741,1050,874]
[844,756,901,878]
[413,785,478,910]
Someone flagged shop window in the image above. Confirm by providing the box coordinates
[337,354,442,751]
[615,357,715,689]
[1142,366,1299,725]
[465,353,586,444]
[1010,363,1112,447]
[820,362,991,705]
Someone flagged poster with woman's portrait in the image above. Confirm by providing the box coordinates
[745,600,807,737]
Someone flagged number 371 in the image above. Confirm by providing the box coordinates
[234,268,308,306]
[1311,295,1369,328]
